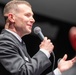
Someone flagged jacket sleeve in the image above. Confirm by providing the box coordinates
[46,72,55,75]
[0,39,51,75]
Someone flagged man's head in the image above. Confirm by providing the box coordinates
[3,0,35,37]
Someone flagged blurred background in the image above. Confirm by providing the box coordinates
[0,0,76,75]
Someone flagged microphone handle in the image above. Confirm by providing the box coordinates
[37,31,44,41]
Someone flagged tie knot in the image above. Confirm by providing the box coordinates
[21,40,25,45]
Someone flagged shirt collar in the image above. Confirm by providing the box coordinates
[5,29,22,42]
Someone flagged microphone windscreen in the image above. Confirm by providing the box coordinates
[33,26,41,34]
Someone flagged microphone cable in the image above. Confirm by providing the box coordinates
[51,51,55,73]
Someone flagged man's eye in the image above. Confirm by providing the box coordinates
[25,14,31,17]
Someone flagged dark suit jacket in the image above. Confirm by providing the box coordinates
[0,29,54,75]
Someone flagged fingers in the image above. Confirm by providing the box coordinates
[44,37,51,42]
[62,54,67,61]
[39,37,54,53]
[71,56,76,63]
[58,54,67,64]
[43,37,53,45]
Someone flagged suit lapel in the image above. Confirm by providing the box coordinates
[1,29,31,62]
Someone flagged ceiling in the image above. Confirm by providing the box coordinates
[0,0,76,24]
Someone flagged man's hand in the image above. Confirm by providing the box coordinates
[58,54,76,73]
[39,37,54,54]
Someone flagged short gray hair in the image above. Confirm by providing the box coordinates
[3,0,31,16]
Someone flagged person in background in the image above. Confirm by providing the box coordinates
[69,26,76,51]
[0,0,76,75]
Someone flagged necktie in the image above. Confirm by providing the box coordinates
[21,40,31,62]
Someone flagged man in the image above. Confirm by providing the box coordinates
[0,0,75,75]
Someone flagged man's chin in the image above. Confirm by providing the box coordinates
[25,31,31,35]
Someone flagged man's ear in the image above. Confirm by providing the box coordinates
[8,13,15,22]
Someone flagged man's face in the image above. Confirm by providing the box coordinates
[14,4,35,36]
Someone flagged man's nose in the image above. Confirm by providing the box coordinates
[30,17,35,23]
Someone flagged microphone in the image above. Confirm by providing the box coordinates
[33,26,44,41]
[33,26,55,71]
